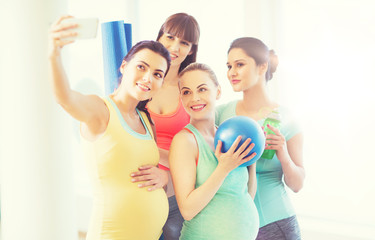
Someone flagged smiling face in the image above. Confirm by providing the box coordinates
[179,70,220,121]
[227,48,267,92]
[158,33,193,68]
[120,48,168,101]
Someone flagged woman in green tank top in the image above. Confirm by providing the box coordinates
[169,63,260,240]
[221,37,305,240]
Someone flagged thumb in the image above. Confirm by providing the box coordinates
[215,140,223,156]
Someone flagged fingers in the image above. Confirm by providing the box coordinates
[235,138,252,156]
[138,165,154,170]
[265,141,283,149]
[49,15,78,50]
[215,140,223,156]
[266,138,283,145]
[136,179,156,187]
[130,169,149,177]
[234,138,256,166]
[266,124,281,135]
[265,128,285,151]
[265,131,284,142]
[50,30,77,40]
[54,15,74,26]
[227,136,243,153]
[265,134,279,142]
[131,174,151,183]
[135,179,162,191]
[51,22,77,34]
[239,142,255,158]
[130,165,156,177]
[130,167,153,182]
[262,126,267,137]
[51,38,75,48]
[240,152,257,165]
[131,175,164,191]
[50,15,76,33]
[130,165,167,191]
[146,183,163,191]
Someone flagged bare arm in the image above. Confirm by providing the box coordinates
[266,125,305,192]
[247,163,257,199]
[48,16,108,135]
[170,131,255,221]
[158,147,170,168]
[158,148,174,196]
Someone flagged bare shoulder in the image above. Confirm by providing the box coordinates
[170,129,198,162]
[88,94,107,108]
[172,129,197,147]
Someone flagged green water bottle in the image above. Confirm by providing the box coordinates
[261,110,281,159]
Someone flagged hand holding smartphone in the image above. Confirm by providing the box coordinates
[62,18,99,41]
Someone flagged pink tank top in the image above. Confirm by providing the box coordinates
[148,100,190,170]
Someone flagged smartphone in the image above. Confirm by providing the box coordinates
[62,18,99,40]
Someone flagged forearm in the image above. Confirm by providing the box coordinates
[48,54,73,107]
[158,148,172,195]
[48,54,100,123]
[47,15,105,126]
[278,151,305,192]
[178,166,228,221]
[247,163,257,199]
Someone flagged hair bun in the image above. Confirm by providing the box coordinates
[269,50,279,74]
[266,50,279,81]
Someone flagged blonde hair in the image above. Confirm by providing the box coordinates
[178,62,219,86]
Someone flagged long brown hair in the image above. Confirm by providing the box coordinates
[156,13,200,73]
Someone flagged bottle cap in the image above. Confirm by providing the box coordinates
[267,110,281,121]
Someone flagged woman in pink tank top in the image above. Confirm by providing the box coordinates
[130,13,200,240]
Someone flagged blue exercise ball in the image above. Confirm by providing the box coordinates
[214,116,265,167]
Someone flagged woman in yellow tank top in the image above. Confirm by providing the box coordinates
[48,16,171,239]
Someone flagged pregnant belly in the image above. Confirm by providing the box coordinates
[89,188,169,239]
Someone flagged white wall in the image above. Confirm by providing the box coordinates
[2,0,374,239]
[267,1,375,239]
[0,0,78,239]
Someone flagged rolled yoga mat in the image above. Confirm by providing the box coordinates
[101,21,132,95]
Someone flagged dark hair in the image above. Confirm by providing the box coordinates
[228,37,279,81]
[156,13,200,73]
[121,40,171,125]
[179,62,219,87]
[123,40,171,75]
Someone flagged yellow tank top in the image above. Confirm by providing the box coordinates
[81,97,168,240]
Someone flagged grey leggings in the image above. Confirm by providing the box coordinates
[159,195,184,240]
[256,215,301,240]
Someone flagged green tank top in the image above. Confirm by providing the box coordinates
[215,100,301,228]
[180,124,259,240]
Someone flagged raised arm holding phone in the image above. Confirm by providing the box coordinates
[48,15,171,240]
